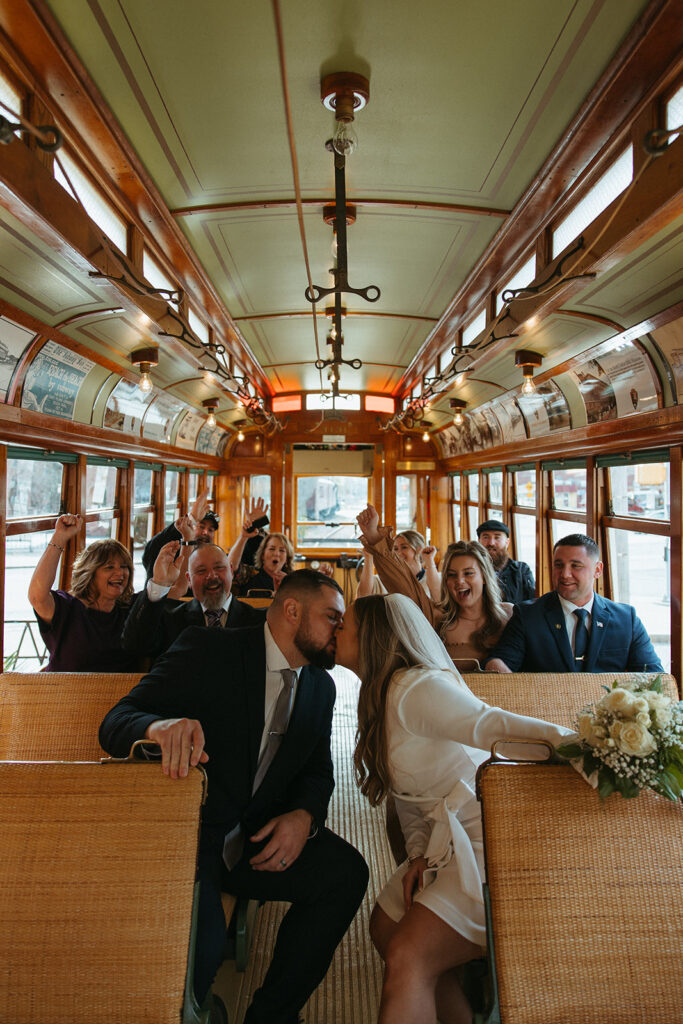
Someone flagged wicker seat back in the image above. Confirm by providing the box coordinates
[478,762,683,1023]
[0,672,142,760]
[461,672,678,729]
[0,760,205,1023]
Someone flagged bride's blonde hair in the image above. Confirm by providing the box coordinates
[353,596,417,806]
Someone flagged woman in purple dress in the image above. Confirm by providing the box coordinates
[28,513,140,672]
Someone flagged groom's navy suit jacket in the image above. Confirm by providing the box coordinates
[99,623,335,835]
[484,590,663,673]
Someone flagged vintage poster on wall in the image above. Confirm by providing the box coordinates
[517,381,571,436]
[175,410,205,449]
[22,340,95,419]
[0,315,35,402]
[569,341,658,422]
[650,321,683,401]
[104,378,153,433]
[142,392,185,442]
[196,423,227,454]
[489,399,527,443]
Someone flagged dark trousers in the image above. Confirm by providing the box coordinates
[194,825,369,1023]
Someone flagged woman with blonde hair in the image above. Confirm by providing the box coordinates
[335,593,570,1024]
[356,529,441,602]
[237,531,294,595]
[356,505,512,668]
[28,513,141,671]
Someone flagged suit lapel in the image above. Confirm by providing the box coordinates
[544,592,575,671]
[187,599,205,626]
[586,594,610,670]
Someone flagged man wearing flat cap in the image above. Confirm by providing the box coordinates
[477,519,535,604]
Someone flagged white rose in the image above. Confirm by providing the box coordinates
[644,691,673,727]
[578,712,600,747]
[601,688,637,715]
[610,720,657,757]
[632,697,649,714]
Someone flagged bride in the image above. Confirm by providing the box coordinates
[335,593,571,1024]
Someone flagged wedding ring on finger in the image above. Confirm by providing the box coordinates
[280,857,287,868]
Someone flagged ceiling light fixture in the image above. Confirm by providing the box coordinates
[234,419,247,442]
[515,350,543,395]
[202,397,219,428]
[130,346,158,394]
[321,71,369,158]
[450,398,467,426]
[420,420,431,443]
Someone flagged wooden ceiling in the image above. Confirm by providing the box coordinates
[0,0,680,436]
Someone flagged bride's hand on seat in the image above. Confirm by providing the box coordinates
[402,855,429,910]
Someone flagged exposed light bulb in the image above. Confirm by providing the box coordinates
[522,376,535,395]
[332,119,358,157]
[422,430,430,442]
[138,371,152,393]
[237,429,245,442]
[454,412,464,426]
[206,410,216,428]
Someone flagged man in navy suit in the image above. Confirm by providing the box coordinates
[122,542,265,659]
[101,570,368,1024]
[484,533,663,673]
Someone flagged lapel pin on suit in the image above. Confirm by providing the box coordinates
[555,623,562,629]
[596,621,604,628]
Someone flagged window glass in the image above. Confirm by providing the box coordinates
[7,459,63,519]
[666,84,682,144]
[134,468,154,507]
[85,516,117,545]
[4,530,52,670]
[467,474,479,503]
[165,470,180,525]
[132,511,154,590]
[552,468,586,511]
[607,528,670,672]
[451,503,461,542]
[250,474,271,508]
[496,253,536,313]
[305,393,361,410]
[188,472,201,503]
[86,465,117,511]
[54,152,128,252]
[551,518,587,548]
[142,251,179,306]
[609,463,669,519]
[296,475,368,548]
[552,147,632,256]
[487,472,503,505]
[513,513,537,579]
[451,475,461,502]
[468,505,479,540]
[514,469,536,508]
[396,476,417,531]
[462,309,486,346]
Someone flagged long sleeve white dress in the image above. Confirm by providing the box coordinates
[377,665,572,947]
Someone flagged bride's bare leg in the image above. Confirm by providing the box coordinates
[370,904,480,1024]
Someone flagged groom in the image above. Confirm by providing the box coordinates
[100,569,368,1023]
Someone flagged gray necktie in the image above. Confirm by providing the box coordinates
[222,668,297,870]
[205,608,223,628]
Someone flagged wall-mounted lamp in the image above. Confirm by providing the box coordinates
[515,350,543,395]
[130,346,158,394]
[202,397,219,428]
[450,398,467,426]
[321,71,369,157]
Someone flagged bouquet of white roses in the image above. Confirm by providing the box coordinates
[557,675,683,800]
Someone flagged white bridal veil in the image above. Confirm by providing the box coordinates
[383,593,467,684]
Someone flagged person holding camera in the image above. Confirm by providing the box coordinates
[142,487,220,590]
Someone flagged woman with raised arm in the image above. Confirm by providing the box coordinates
[236,531,294,596]
[356,530,441,602]
[357,505,512,669]
[335,593,571,1024]
[28,514,186,671]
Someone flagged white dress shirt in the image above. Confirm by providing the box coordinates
[261,622,301,761]
[557,593,595,655]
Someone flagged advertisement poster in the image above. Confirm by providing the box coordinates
[104,378,153,433]
[22,340,95,419]
[0,315,35,401]
[570,342,657,422]
[176,410,205,449]
[196,423,227,454]
[488,400,526,443]
[650,321,683,401]
[142,392,185,442]
[517,381,571,437]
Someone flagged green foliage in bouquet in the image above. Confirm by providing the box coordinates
[557,675,683,801]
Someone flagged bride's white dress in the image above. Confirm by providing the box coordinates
[377,665,571,946]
